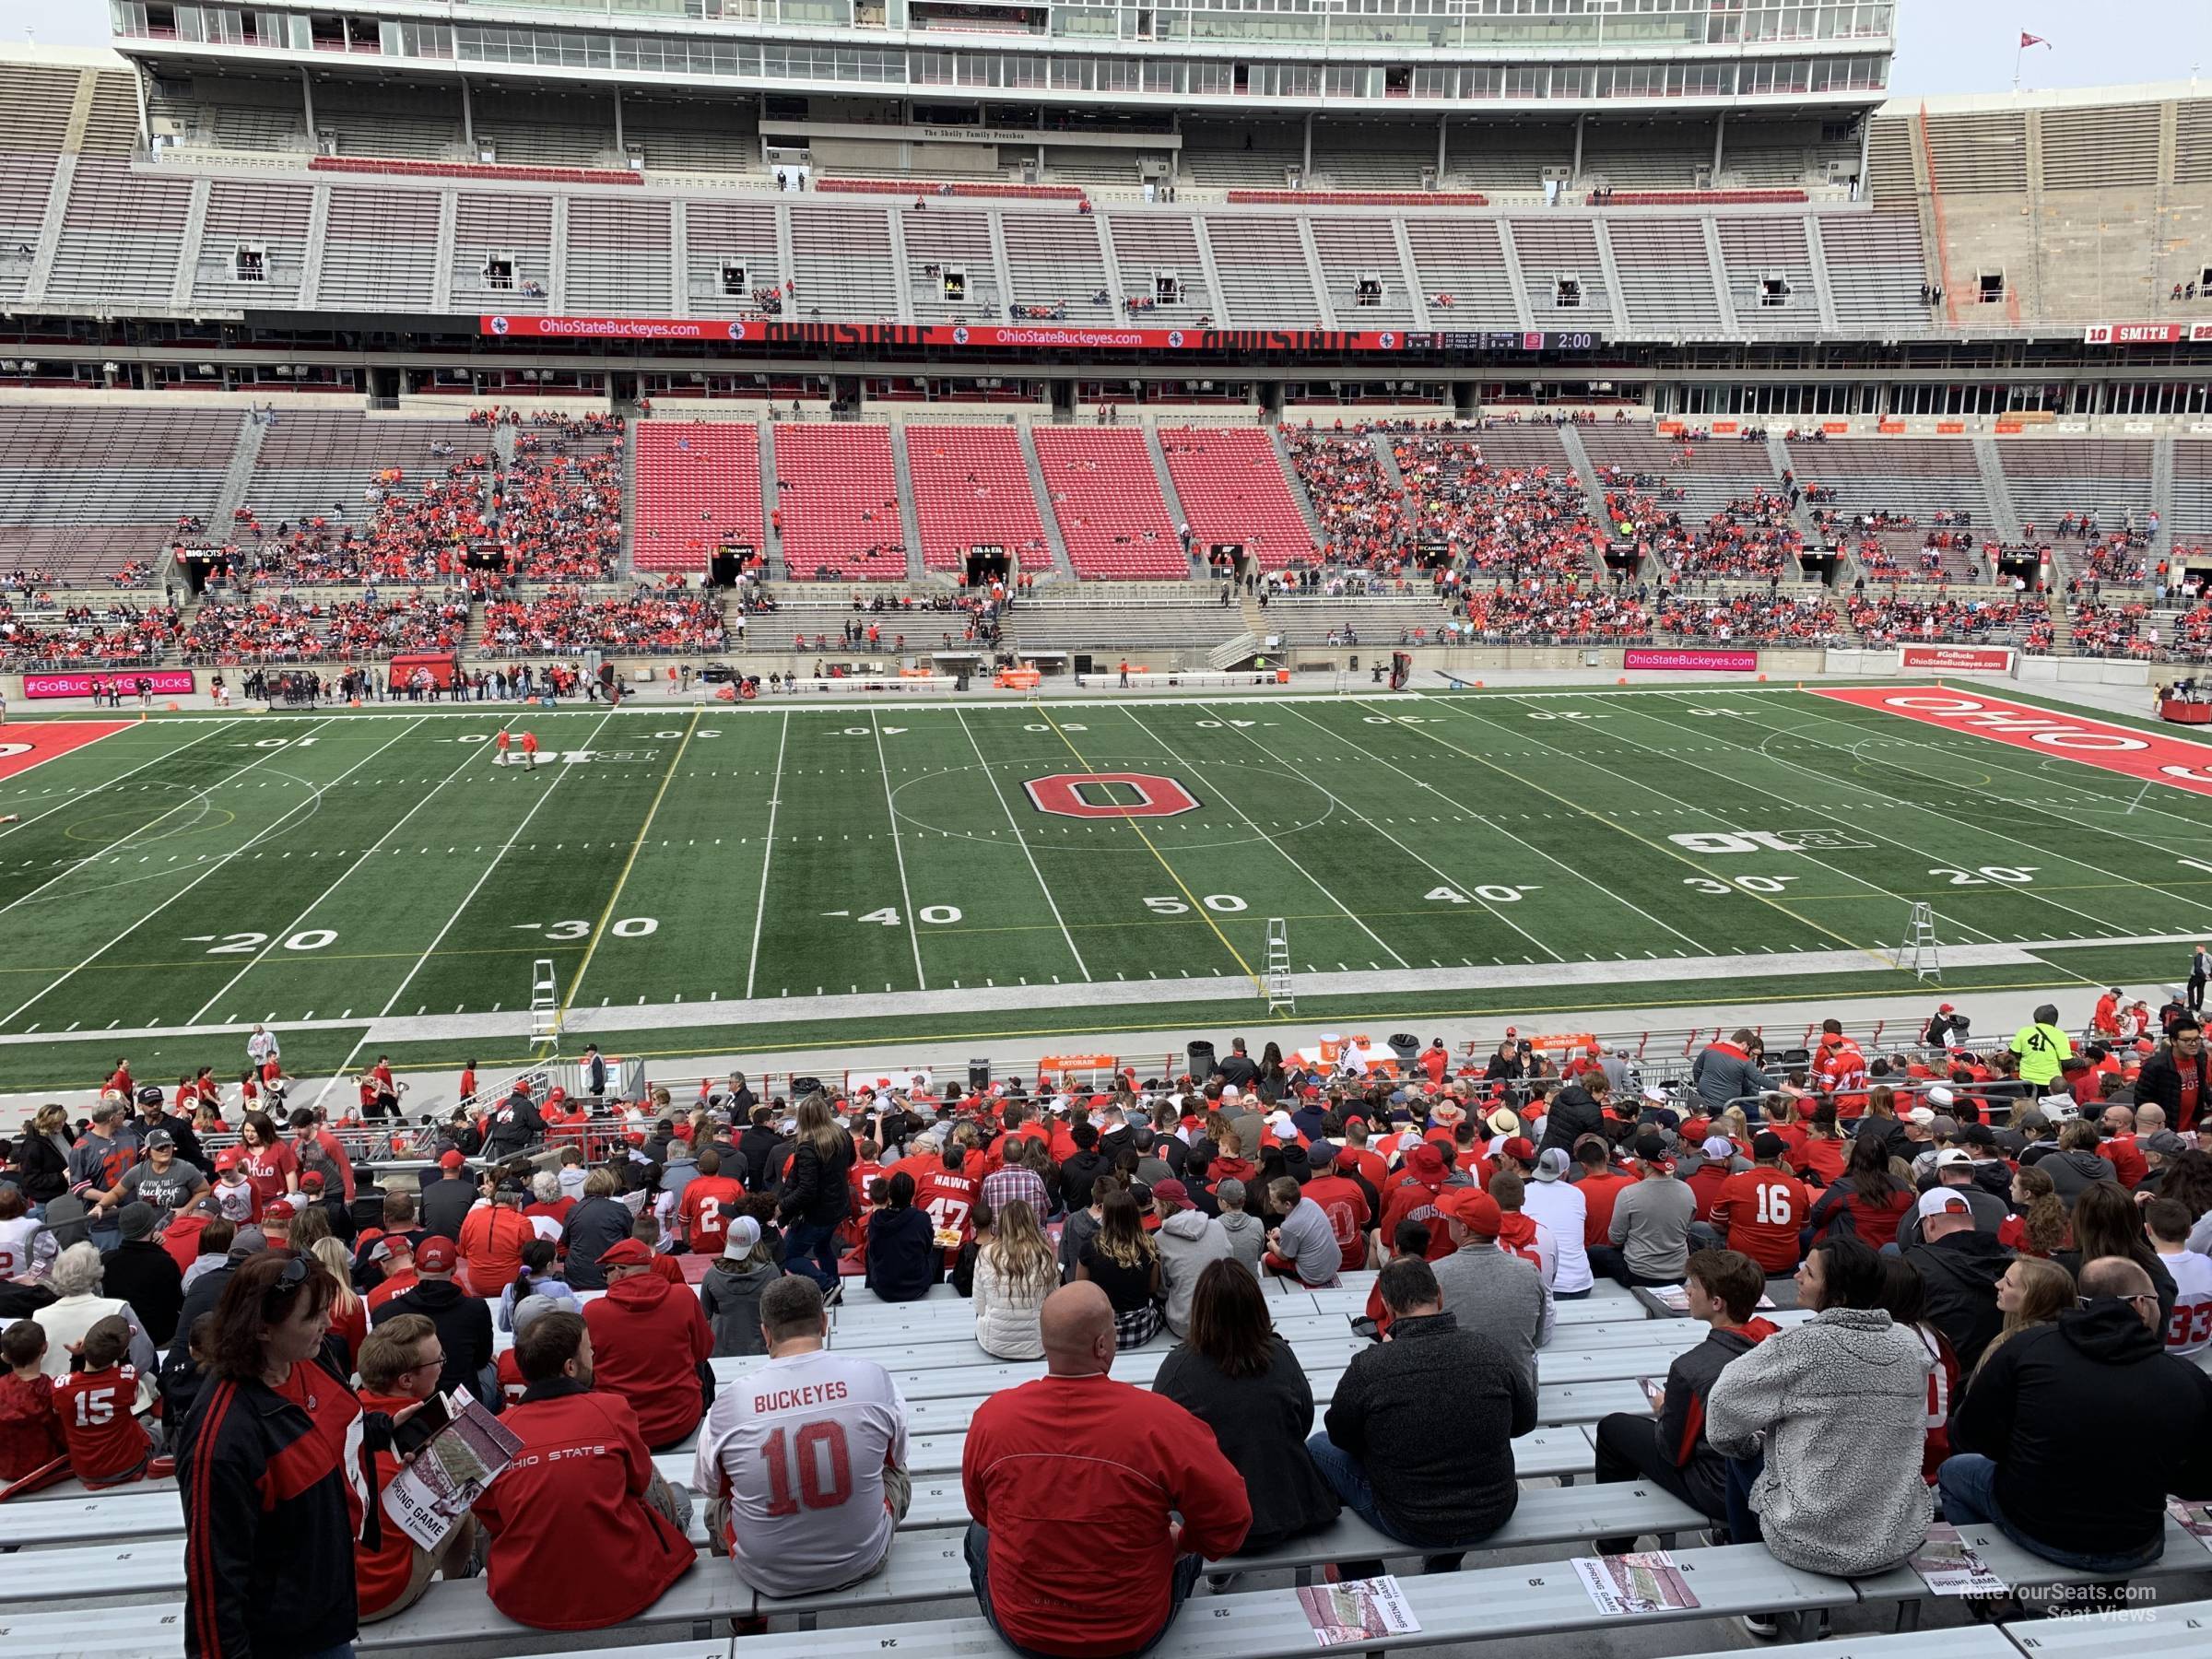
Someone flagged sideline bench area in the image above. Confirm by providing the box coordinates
[3,1275,2206,1659]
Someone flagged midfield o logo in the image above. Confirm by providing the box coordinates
[1025,772,1201,818]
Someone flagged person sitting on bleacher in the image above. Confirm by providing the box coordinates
[475,1309,696,1632]
[1153,1259,1339,1557]
[693,1273,912,1602]
[1591,1133,1694,1288]
[962,1281,1251,1659]
[1307,1254,1535,1573]
[1429,1188,1551,1393]
[355,1313,482,1622]
[582,1237,714,1452]
[372,1236,496,1408]
[1591,1248,1777,1549]
[1704,1235,1936,1593]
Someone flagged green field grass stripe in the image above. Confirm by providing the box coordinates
[1031,702,1261,991]
[952,706,1088,982]
[182,718,498,1026]
[0,720,236,849]
[1394,695,1882,959]
[745,710,791,1002]
[871,708,929,991]
[559,709,702,1020]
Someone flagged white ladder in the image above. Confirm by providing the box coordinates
[530,957,561,1041]
[1265,917,1295,1015]
[1892,902,1941,982]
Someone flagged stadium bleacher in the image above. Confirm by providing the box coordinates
[904,426,1052,576]
[772,424,909,582]
[1032,427,1188,580]
[634,422,763,574]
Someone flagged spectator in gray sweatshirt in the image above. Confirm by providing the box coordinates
[1593,1133,1696,1288]
[1153,1181,1231,1337]
[1691,1030,1773,1118]
[1429,1188,1552,1392]
[1262,1179,1342,1288]
[1212,1178,1265,1274]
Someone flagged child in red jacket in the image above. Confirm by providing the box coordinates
[52,1316,159,1487]
[0,1321,63,1481]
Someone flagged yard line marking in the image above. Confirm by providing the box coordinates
[1208,701,1562,962]
[355,707,622,1068]
[0,721,236,846]
[186,715,477,1025]
[1391,699,1877,959]
[1595,695,2161,944]
[1737,694,2212,923]
[871,710,928,991]
[743,712,791,1002]
[1524,693,2013,947]
[1119,706,1409,971]
[0,716,373,1030]
[560,710,702,1019]
[1027,705,1258,989]
[1282,700,1706,955]
[953,708,1088,982]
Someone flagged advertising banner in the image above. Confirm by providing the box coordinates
[21,670,194,700]
[1899,644,2015,672]
[1621,648,1759,673]
[482,316,1606,355]
[1812,688,2212,799]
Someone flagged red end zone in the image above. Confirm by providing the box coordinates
[1811,688,2212,798]
[0,722,135,783]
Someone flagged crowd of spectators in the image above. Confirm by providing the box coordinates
[321,591,472,656]
[1844,591,2030,648]
[0,601,184,666]
[1649,589,1842,643]
[1456,580,1651,642]
[481,582,728,656]
[1598,476,1806,581]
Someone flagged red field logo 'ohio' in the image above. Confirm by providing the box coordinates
[1025,772,1201,818]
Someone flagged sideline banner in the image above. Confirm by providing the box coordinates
[1811,687,2212,799]
[1899,644,2014,673]
[1622,648,1759,673]
[21,670,194,700]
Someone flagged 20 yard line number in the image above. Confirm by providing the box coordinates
[186,929,339,954]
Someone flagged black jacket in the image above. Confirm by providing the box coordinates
[1538,1085,1606,1159]
[2138,1044,2212,1132]
[176,1259,239,1337]
[178,1353,396,1658]
[1214,1054,1260,1089]
[1953,1301,2212,1560]
[1155,1335,1340,1553]
[101,1240,185,1347]
[372,1277,493,1403]
[559,1195,637,1290]
[2054,1247,2181,1334]
[418,1172,477,1241]
[483,1092,546,1159]
[778,1133,854,1229]
[736,1125,783,1194]
[1058,1151,1109,1215]
[15,1134,69,1206]
[1651,1321,1775,1514]
[865,1206,938,1301]
[1322,1311,1535,1548]
[1900,1230,2011,1371]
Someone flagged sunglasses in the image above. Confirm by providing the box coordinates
[260,1253,312,1312]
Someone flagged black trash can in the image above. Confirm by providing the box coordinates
[1387,1032,1421,1066]
[1185,1040,1217,1080]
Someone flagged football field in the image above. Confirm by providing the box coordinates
[0,683,2208,1087]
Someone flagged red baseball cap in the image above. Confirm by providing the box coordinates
[262,1199,296,1223]
[415,1238,457,1273]
[1406,1142,1447,1180]
[1501,1136,1537,1163]
[597,1238,654,1267]
[438,1149,465,1170]
[1434,1187,1502,1235]
[215,1147,243,1171]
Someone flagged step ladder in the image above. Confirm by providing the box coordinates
[1264,918,1295,1015]
[1891,902,1941,982]
[530,957,561,1041]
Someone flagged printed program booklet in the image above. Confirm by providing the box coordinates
[1647,1285,1778,1314]
[1572,1551,1701,1616]
[380,1391,524,1551]
[1909,1524,2009,1595]
[1295,1576,1421,1646]
[2170,1499,2212,1549]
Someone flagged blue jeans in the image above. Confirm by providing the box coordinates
[88,1227,120,1254]
[781,1219,843,1291]
[1936,1454,2164,1576]
[965,1522,1200,1659]
[1724,1452,1764,1546]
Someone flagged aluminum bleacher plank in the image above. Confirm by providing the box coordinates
[2004,1595,2212,1655]
[1851,1516,2212,1619]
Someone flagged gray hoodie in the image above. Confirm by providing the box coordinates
[1157,1208,1232,1336]
[699,1258,783,1357]
[1215,1208,1265,1276]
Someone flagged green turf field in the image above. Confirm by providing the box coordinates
[0,684,2207,1089]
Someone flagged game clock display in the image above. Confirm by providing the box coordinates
[1408,331,1603,353]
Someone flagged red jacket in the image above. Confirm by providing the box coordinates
[356,1390,422,1618]
[473,1379,694,1630]
[962,1372,1250,1657]
[582,1272,712,1448]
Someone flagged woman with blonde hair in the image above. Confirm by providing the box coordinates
[1715,1105,1753,1155]
[1077,1188,1162,1348]
[1970,1255,2075,1381]
[311,1235,368,1368]
[973,1198,1055,1359]
[776,1093,854,1298]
